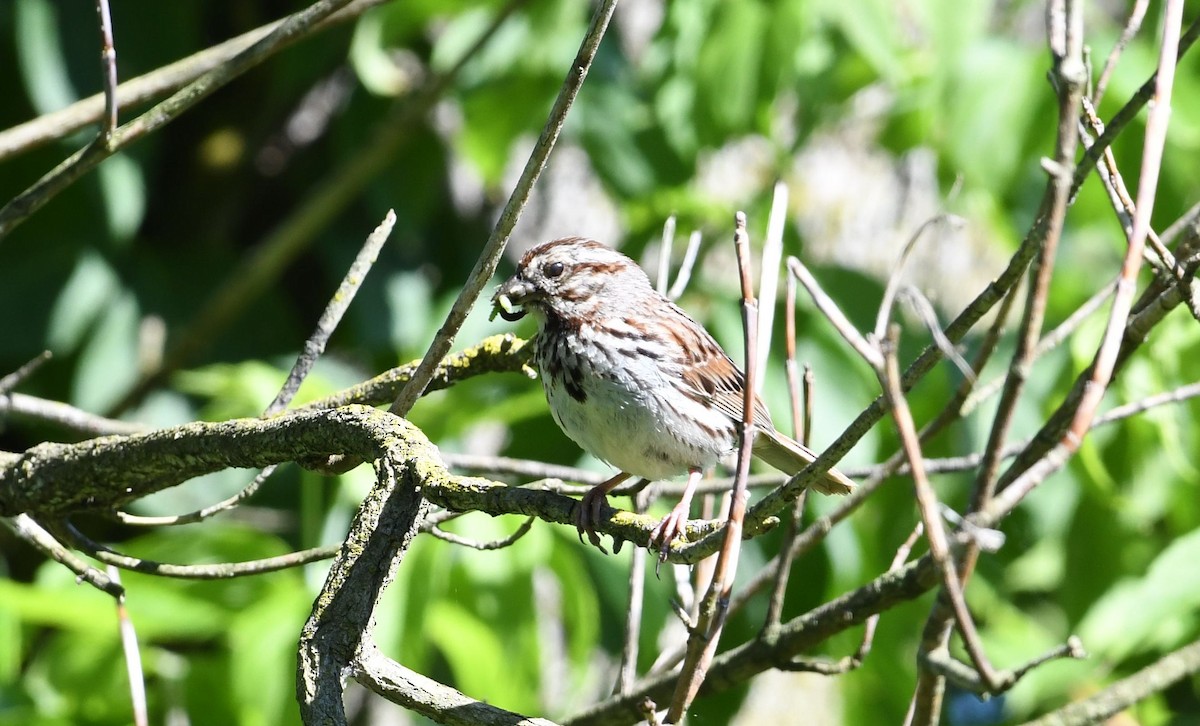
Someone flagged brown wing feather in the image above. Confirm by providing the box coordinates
[665,301,774,429]
[661,299,854,496]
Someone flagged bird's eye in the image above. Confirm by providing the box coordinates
[543,261,565,278]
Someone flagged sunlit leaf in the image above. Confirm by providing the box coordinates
[1078,528,1200,662]
[98,154,146,244]
[47,250,119,352]
[71,290,140,412]
[14,0,76,114]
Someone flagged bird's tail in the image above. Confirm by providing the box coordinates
[751,428,855,495]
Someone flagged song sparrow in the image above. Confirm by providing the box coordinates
[492,237,854,555]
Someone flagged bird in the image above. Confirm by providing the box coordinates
[491,237,853,556]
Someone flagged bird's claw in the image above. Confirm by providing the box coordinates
[649,509,689,571]
[575,488,611,555]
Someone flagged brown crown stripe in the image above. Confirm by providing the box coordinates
[570,260,628,277]
[520,236,604,265]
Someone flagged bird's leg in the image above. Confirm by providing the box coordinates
[649,467,703,562]
[576,471,633,552]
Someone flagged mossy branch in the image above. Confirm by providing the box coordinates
[0,402,696,556]
[1,406,411,517]
[300,333,535,410]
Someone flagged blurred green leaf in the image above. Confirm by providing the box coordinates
[941,40,1044,189]
[229,579,310,726]
[71,290,140,413]
[1078,527,1200,662]
[426,601,537,713]
[458,76,557,185]
[97,154,147,244]
[174,361,287,420]
[821,0,907,84]
[383,269,435,354]
[0,590,19,683]
[23,633,127,723]
[0,579,114,634]
[694,1,768,137]
[14,0,76,114]
[46,250,119,353]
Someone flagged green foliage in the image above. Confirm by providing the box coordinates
[2,0,1200,724]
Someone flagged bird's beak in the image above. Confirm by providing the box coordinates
[491,275,533,322]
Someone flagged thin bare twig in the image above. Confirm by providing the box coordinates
[788,256,882,368]
[107,567,148,726]
[1081,99,1182,276]
[94,0,118,141]
[615,488,651,696]
[4,514,123,597]
[1162,198,1200,246]
[62,522,340,579]
[897,287,976,384]
[874,212,964,341]
[666,212,759,722]
[878,325,1003,692]
[0,392,145,436]
[762,362,812,631]
[114,211,396,526]
[1093,0,1151,106]
[656,216,677,295]
[755,181,788,389]
[388,0,617,418]
[686,492,721,623]
[784,273,804,440]
[0,0,359,242]
[1022,637,1200,726]
[666,231,703,301]
[1079,98,1197,320]
[272,210,396,414]
[424,517,534,551]
[442,453,608,486]
[0,351,52,395]
[353,643,558,726]
[919,637,1084,694]
[1096,380,1200,424]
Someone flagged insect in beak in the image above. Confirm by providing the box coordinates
[491,292,528,322]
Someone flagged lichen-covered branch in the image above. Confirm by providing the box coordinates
[297,443,430,723]
[0,404,686,556]
[353,644,560,726]
[1,406,399,516]
[301,334,535,411]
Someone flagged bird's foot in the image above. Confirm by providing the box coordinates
[575,486,613,555]
[649,503,691,565]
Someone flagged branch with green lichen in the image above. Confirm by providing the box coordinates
[2,334,536,441]
[300,333,535,410]
[0,404,714,556]
[0,393,1081,724]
